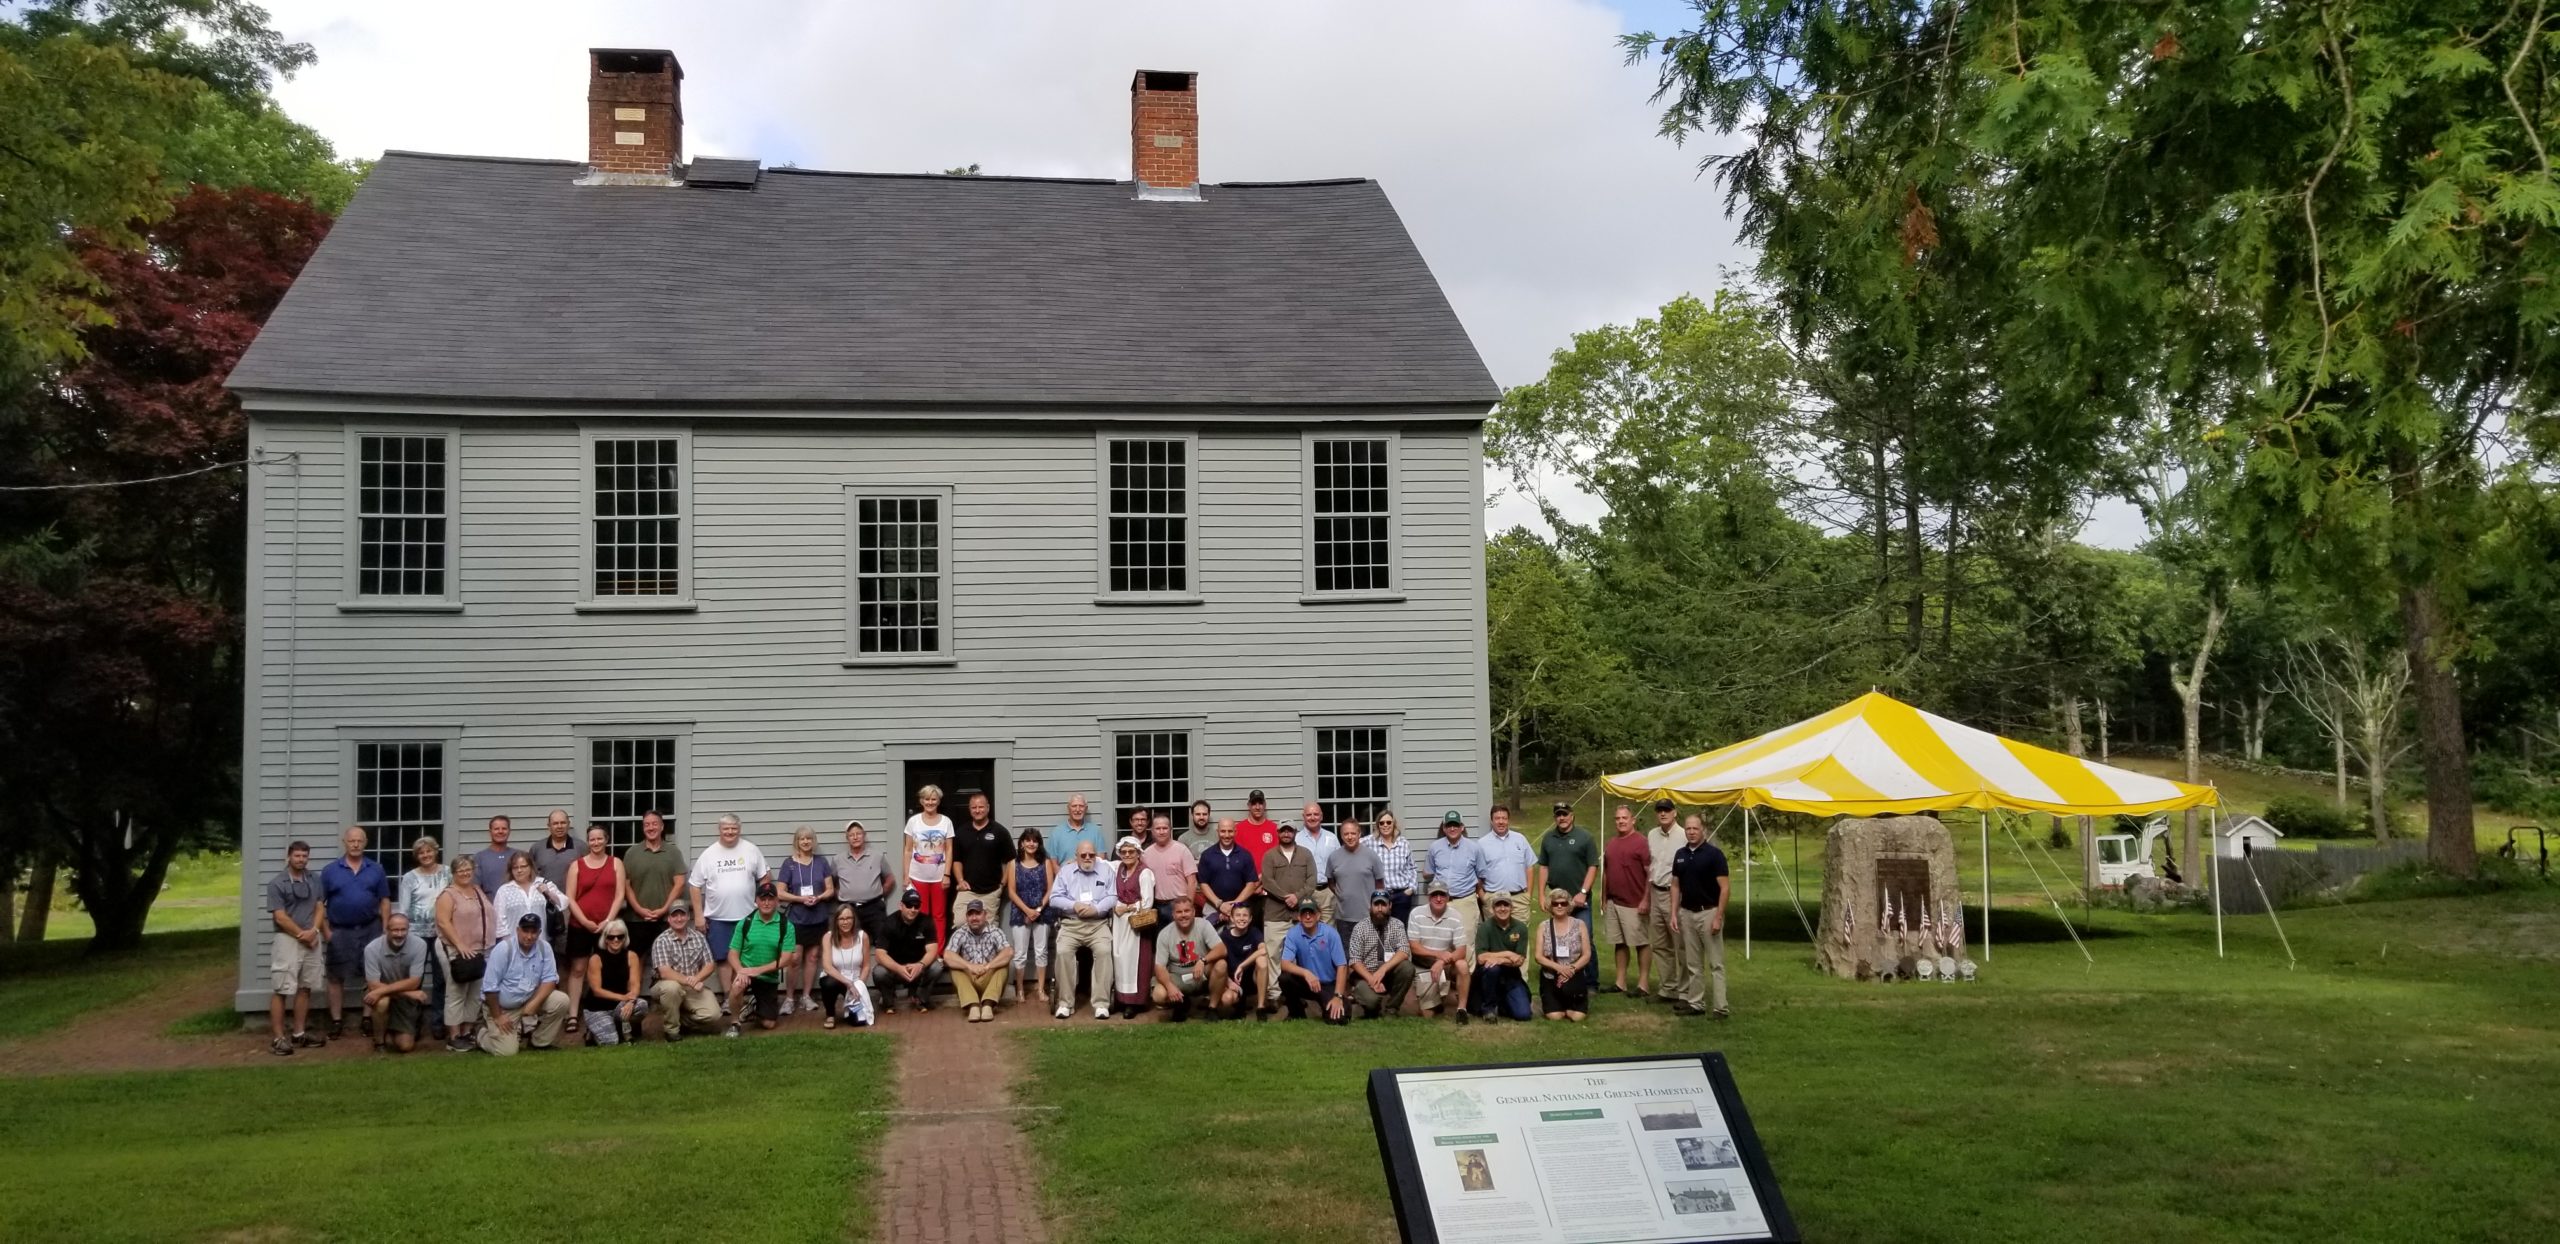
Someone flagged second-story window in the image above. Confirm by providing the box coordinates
[354,434,450,598]
[1310,436,1394,594]
[851,492,949,658]
[593,436,683,597]
[1102,436,1191,596]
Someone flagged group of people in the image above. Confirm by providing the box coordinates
[261,786,1733,1056]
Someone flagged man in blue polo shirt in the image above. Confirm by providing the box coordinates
[1424,811,1486,947]
[1277,897,1348,1024]
[320,826,392,1039]
[1195,818,1261,928]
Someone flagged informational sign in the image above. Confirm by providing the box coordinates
[1366,1053,1796,1244]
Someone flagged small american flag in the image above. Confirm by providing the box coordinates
[1919,902,1933,942]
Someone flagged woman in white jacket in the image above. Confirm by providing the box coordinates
[492,850,567,942]
[1106,836,1157,1017]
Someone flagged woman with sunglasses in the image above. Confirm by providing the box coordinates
[582,918,646,1044]
[1374,811,1417,926]
[816,902,874,1028]
[1534,887,1593,1022]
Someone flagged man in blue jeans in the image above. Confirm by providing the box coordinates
[1468,895,1535,1021]
[320,826,392,1039]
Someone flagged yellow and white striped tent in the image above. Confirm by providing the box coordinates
[1601,692,2218,817]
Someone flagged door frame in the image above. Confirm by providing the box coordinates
[881,741,1015,835]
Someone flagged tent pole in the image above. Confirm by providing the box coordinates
[2211,801,2225,959]
[1979,810,1991,962]
[1743,805,1753,961]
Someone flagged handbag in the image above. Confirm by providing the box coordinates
[448,950,487,984]
[1125,907,1159,930]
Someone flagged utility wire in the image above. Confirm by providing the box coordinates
[0,452,293,493]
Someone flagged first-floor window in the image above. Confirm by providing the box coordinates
[589,736,677,850]
[354,741,446,876]
[1312,725,1391,828]
[1113,730,1192,829]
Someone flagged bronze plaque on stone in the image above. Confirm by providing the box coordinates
[1874,856,1932,920]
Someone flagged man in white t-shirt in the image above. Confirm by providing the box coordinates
[686,814,769,993]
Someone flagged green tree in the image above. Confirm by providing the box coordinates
[1486,529,1625,805]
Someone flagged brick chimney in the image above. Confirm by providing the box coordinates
[588,48,683,176]
[1130,70,1199,199]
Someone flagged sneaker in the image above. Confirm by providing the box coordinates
[1712,1007,1730,1020]
[667,1028,685,1044]
[326,1015,345,1038]
[291,1029,326,1048]
[447,1033,475,1053]
[270,1037,294,1057]
[878,1000,897,1017]
[779,995,795,1017]
[1454,1010,1471,1026]
[723,1022,741,1039]
[358,1013,373,1039]
[1093,1006,1111,1020]
[1673,1002,1706,1017]
[1055,1005,1072,1020]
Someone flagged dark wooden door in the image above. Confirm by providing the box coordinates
[902,758,995,818]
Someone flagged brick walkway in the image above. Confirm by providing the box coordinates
[872,1003,1054,1243]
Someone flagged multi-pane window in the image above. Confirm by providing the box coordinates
[355,435,448,597]
[1311,438,1391,593]
[1313,725,1391,828]
[593,437,683,596]
[853,495,944,656]
[1113,730,1192,829]
[1105,438,1189,594]
[588,736,677,850]
[354,741,445,877]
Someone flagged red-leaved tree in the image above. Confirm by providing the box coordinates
[0,185,327,949]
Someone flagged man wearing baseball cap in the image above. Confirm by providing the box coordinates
[1641,800,1685,999]
[1233,790,1281,861]
[1468,894,1535,1021]
[1424,811,1485,947]
[945,898,1014,1023]
[1406,882,1471,1022]
[723,880,795,1035]
[873,887,946,1016]
[646,901,723,1041]
[1345,891,1414,1019]
[1259,822,1317,1003]
[477,911,572,1054]
[1277,897,1349,1024]
[1535,801,1600,990]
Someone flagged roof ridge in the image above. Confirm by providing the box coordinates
[765,167,1119,186]
[382,149,583,168]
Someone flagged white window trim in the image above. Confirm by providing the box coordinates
[1299,711,1404,825]
[339,425,463,612]
[1299,429,1405,604]
[844,483,958,666]
[577,425,696,612]
[1093,430,1203,606]
[571,723,695,852]
[1099,716,1208,828]
[334,725,463,866]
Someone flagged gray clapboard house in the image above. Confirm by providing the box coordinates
[222,52,1497,1006]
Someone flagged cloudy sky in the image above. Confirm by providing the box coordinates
[257,0,2143,545]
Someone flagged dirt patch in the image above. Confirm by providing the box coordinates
[0,959,382,1077]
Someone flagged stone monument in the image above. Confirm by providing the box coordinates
[1814,815,1969,980]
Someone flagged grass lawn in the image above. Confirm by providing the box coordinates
[34,850,244,942]
[1015,887,2560,1244]
[0,1033,894,1242]
[0,926,235,1044]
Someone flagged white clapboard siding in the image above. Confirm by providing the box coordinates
[234,413,1490,1005]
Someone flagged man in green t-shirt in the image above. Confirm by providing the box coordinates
[620,811,690,970]
[1469,896,1533,1020]
[1534,802,1599,988]
[722,881,794,1036]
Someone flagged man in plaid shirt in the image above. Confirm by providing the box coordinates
[1344,891,1415,1019]
[645,902,722,1042]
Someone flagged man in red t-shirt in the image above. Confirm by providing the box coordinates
[1601,803,1654,995]
[1234,788,1282,862]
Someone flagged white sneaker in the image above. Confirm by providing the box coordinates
[779,995,796,1017]
[1093,1006,1110,1020]
[1054,1005,1071,1020]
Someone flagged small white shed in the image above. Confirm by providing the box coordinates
[2217,815,2285,858]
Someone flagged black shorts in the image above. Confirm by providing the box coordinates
[746,975,782,1021]
[380,994,426,1036]
[326,922,378,984]
[565,923,601,960]
[792,921,827,950]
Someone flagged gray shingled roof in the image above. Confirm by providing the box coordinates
[228,152,1498,410]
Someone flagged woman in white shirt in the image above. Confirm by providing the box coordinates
[815,902,874,1028]
[493,850,567,942]
[1106,836,1158,1017]
[395,836,453,1036]
[901,784,955,942]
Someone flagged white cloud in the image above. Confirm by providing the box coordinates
[259,0,1750,535]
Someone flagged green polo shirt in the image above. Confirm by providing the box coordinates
[732,909,792,975]
[1475,916,1528,959]
[1537,826,1598,894]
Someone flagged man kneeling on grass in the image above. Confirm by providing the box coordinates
[724,881,793,1037]
[479,912,572,1055]
[360,913,432,1053]
[647,902,724,1042]
[1213,902,1269,1020]
[1151,896,1225,1021]
[1468,895,1535,1022]
[1278,897,1349,1024]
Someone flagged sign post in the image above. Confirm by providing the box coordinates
[1366,1052,1797,1244]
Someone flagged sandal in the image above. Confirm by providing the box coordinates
[564,1016,581,1035]
[822,1013,837,1030]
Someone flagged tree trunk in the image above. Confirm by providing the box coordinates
[1902,442,1925,657]
[2400,582,2477,874]
[2364,738,2391,842]
[2061,694,2086,757]
[18,858,57,942]
[2172,598,2226,887]
[2080,814,2098,891]
[0,864,14,946]
[1939,499,1960,658]
[2096,700,2110,763]
[1503,714,1526,815]
[2334,731,2350,807]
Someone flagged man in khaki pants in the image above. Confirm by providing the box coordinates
[1640,799,1684,997]
[1667,812,1731,1019]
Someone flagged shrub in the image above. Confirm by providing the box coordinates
[2351,856,2536,902]
[2262,794,2364,840]
[2047,819,2073,850]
